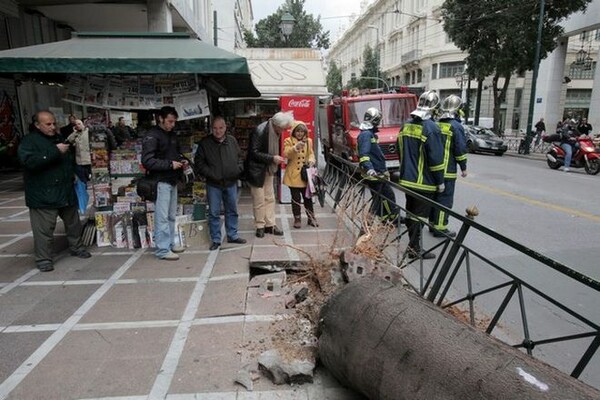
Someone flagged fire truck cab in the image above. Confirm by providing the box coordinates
[324,90,418,169]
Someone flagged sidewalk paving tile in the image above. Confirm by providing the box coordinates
[0,331,52,383]
[196,277,248,318]
[211,247,251,277]
[80,282,195,323]
[1,284,100,326]
[0,256,34,282]
[26,254,128,282]
[244,288,288,316]
[124,253,209,279]
[0,220,31,234]
[169,322,243,394]
[7,328,174,400]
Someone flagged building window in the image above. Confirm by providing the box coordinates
[404,72,410,84]
[569,62,596,79]
[417,69,422,83]
[514,89,523,109]
[431,64,437,80]
[439,62,465,79]
[595,29,600,41]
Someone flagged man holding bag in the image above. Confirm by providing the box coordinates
[18,110,91,272]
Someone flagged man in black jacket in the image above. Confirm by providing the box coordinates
[142,106,187,260]
[194,116,246,251]
[18,110,91,272]
[245,111,294,238]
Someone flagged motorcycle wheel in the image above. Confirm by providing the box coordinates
[547,152,561,170]
[584,159,600,175]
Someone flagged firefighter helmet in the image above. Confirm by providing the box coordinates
[364,107,382,127]
[410,90,440,120]
[440,94,462,119]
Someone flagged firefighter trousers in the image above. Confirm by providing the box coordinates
[429,178,456,232]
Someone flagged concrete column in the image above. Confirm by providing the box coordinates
[533,37,568,125]
[589,47,600,131]
[147,0,172,33]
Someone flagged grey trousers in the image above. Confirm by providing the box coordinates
[29,206,84,263]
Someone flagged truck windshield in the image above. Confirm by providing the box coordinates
[348,98,413,127]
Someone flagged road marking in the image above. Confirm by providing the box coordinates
[148,248,219,399]
[461,180,600,223]
[0,248,146,400]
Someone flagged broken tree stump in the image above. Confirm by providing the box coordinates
[318,277,600,400]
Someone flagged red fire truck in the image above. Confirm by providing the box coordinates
[323,90,418,169]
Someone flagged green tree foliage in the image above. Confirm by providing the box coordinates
[243,0,330,49]
[354,45,386,90]
[442,0,592,132]
[326,61,343,96]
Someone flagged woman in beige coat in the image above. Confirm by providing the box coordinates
[67,119,91,183]
[283,121,318,228]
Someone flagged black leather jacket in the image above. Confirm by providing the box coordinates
[194,134,243,188]
[141,126,183,185]
[244,120,276,187]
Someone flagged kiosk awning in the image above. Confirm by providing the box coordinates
[0,32,260,98]
[234,48,329,98]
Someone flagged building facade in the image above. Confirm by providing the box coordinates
[328,0,599,134]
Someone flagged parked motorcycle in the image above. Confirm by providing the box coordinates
[546,135,600,175]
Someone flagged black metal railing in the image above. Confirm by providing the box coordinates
[321,153,600,385]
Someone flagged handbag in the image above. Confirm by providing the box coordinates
[300,163,309,182]
[136,174,159,202]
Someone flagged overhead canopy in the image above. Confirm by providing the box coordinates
[234,48,329,99]
[0,32,261,98]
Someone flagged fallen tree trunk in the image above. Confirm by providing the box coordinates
[318,277,599,400]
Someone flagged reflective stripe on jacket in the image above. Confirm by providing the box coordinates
[357,128,387,175]
[397,118,445,192]
[437,118,467,179]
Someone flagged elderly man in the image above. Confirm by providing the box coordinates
[18,110,91,272]
[245,111,294,238]
[194,116,246,251]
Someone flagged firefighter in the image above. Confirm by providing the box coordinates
[397,90,445,259]
[357,107,398,224]
[429,95,468,237]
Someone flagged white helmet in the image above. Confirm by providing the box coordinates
[363,107,382,127]
[440,95,462,119]
[411,90,440,120]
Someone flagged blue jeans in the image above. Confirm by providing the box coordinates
[207,183,239,243]
[561,143,573,168]
[154,182,178,258]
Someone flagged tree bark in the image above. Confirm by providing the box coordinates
[318,277,600,400]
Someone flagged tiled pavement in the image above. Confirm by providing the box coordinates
[0,171,363,400]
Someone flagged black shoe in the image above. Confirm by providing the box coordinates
[407,249,436,260]
[209,242,221,251]
[265,226,284,236]
[432,229,456,238]
[227,237,247,244]
[36,261,54,272]
[70,249,91,258]
[256,228,265,238]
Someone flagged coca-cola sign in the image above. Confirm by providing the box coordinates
[287,98,312,108]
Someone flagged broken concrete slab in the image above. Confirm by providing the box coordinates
[248,271,287,288]
[341,250,402,284]
[258,349,315,385]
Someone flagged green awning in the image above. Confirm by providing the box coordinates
[0,32,261,98]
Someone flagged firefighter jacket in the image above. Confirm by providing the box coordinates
[357,127,387,174]
[397,118,445,192]
[437,118,467,179]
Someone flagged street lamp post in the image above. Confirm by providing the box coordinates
[280,12,295,45]
[454,70,469,102]
[367,25,380,90]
